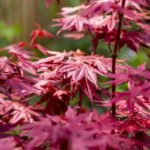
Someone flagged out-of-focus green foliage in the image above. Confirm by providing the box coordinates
[0,21,21,47]
[119,47,149,67]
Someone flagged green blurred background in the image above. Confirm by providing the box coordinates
[0,0,149,67]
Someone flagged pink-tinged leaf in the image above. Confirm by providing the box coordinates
[88,13,117,32]
[33,43,49,55]
[118,114,150,137]
[57,16,88,34]
[5,77,40,97]
[21,111,135,150]
[18,57,37,74]
[112,80,150,117]
[65,107,76,120]
[59,62,98,87]
[140,23,150,34]
[0,98,41,124]
[34,51,69,67]
[83,1,114,17]
[60,4,86,16]
[21,118,53,149]
[63,33,85,39]
[54,5,88,33]
[53,89,70,100]
[58,55,124,86]
[0,57,23,77]
[0,137,17,150]
[84,64,98,87]
[118,8,143,21]
[130,0,149,7]
[84,78,94,102]
[107,65,150,86]
[127,0,143,12]
[81,78,101,103]
[117,96,150,120]
[73,64,85,83]
[9,102,40,124]
[1,42,31,59]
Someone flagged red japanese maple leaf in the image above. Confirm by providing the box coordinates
[20,110,134,150]
[30,27,53,44]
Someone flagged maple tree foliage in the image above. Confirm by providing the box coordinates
[0,0,149,150]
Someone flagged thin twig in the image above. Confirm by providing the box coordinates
[111,0,126,117]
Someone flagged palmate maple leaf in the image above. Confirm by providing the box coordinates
[57,58,101,102]
[0,97,41,124]
[108,65,150,124]
[54,15,88,34]
[59,62,99,87]
[3,77,40,98]
[54,0,150,52]
[0,42,31,59]
[55,1,115,34]
[84,0,148,20]
[0,42,38,74]
[9,102,40,124]
[0,57,38,98]
[116,96,150,120]
[57,54,126,103]
[34,50,86,82]
[58,55,125,85]
[0,57,22,76]
[88,13,117,33]
[117,115,150,149]
[105,29,150,52]
[107,64,150,86]
[119,115,149,133]
[20,109,135,150]
[54,2,118,34]
[53,4,89,34]
[110,81,150,121]
[34,51,71,68]
[17,56,37,74]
